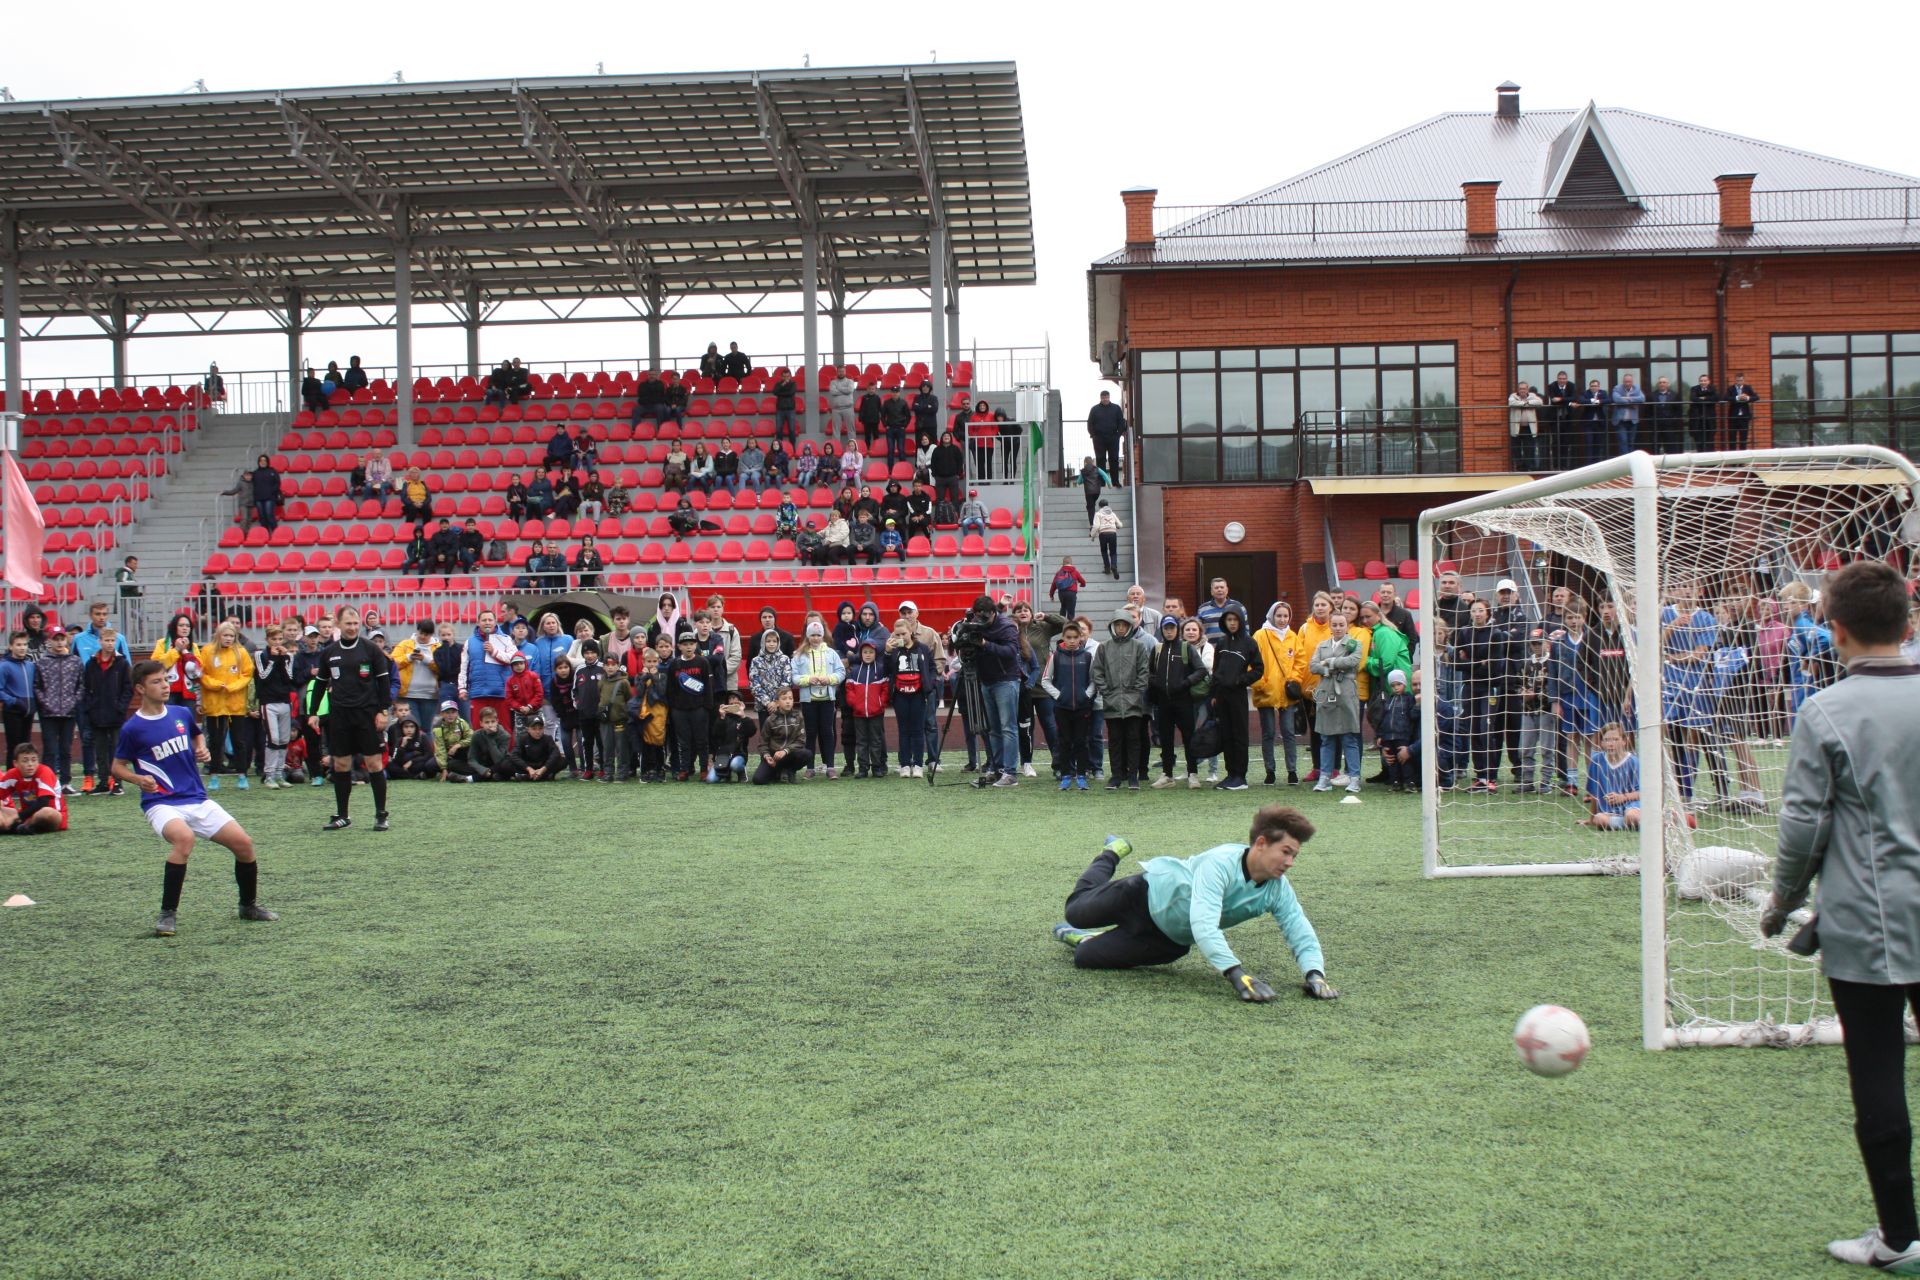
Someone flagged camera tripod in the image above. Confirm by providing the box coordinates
[926,656,989,787]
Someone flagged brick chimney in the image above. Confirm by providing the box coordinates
[1463,180,1500,238]
[1714,173,1756,233]
[1122,187,1158,249]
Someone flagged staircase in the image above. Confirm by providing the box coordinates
[1037,484,1134,620]
[86,411,280,640]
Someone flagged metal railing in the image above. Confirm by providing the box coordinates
[109,566,1042,651]
[20,343,1053,422]
[1152,186,1920,241]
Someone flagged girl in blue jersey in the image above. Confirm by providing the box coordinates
[1659,588,1717,801]
[113,659,278,938]
[1580,722,1641,831]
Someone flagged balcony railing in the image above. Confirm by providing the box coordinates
[1151,187,1920,241]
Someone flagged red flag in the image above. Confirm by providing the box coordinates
[3,451,46,600]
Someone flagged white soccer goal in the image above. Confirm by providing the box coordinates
[1417,447,1920,1049]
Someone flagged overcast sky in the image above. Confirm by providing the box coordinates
[5,0,1916,446]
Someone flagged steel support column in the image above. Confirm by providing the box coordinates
[829,302,846,368]
[285,287,304,413]
[395,253,415,449]
[802,231,820,438]
[464,281,481,377]
[929,222,949,434]
[110,295,129,386]
[3,230,22,415]
[946,280,960,366]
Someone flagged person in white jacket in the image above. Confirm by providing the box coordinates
[1091,500,1123,578]
[790,621,845,778]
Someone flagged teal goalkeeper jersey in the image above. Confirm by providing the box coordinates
[1142,844,1325,975]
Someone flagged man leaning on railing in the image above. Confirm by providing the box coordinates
[1507,381,1543,471]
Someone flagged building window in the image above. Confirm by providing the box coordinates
[1513,336,1710,401]
[1134,344,1457,483]
[1770,332,1920,455]
[1381,519,1415,569]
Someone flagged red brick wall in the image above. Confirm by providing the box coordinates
[1123,251,1920,598]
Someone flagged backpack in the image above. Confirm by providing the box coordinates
[933,499,959,525]
[1186,644,1212,700]
[485,538,508,564]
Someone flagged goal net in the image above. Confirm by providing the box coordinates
[1417,447,1920,1048]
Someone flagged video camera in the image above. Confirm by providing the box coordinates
[947,615,991,652]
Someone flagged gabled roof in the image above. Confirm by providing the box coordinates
[1543,103,1640,207]
[1093,103,1920,271]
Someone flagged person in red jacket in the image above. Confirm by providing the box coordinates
[504,654,545,744]
[845,638,893,779]
[1050,556,1087,620]
[0,743,69,833]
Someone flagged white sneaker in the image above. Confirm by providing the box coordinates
[899,765,911,778]
[1188,774,1203,789]
[1151,774,1175,789]
[1312,781,1333,793]
[1827,1227,1920,1272]
[1330,773,1353,788]
[1021,763,1037,777]
[1171,770,1188,782]
[911,766,923,778]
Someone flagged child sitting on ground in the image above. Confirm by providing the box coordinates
[0,743,68,833]
[1580,721,1641,830]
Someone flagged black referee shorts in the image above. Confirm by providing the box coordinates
[325,709,384,760]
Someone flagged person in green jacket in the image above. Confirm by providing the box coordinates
[1360,599,1413,758]
[1051,805,1340,1003]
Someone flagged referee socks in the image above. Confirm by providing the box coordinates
[332,769,354,818]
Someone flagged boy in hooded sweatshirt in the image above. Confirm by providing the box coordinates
[666,632,718,782]
[1148,613,1208,787]
[33,628,84,794]
[1042,621,1097,790]
[845,638,893,778]
[1091,608,1152,790]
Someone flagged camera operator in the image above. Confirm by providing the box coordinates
[950,595,1022,788]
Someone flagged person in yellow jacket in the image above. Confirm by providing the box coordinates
[1294,592,1335,782]
[1251,601,1310,785]
[196,621,256,790]
[388,620,444,731]
[1342,595,1376,703]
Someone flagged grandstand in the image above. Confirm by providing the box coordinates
[0,66,1040,638]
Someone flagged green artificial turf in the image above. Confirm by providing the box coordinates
[0,769,1875,1279]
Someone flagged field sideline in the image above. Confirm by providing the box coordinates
[0,771,1864,1279]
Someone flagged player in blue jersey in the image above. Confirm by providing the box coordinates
[1579,721,1642,830]
[113,659,278,937]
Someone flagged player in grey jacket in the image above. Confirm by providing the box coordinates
[1762,561,1920,1272]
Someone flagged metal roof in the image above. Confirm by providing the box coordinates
[0,65,1035,320]
[1093,105,1920,271]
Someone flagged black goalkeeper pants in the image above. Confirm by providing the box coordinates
[1063,850,1190,970]
[1831,978,1920,1248]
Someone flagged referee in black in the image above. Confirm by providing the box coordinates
[315,605,393,832]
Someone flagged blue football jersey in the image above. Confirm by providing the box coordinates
[114,706,206,811]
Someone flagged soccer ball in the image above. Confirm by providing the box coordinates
[1514,1005,1591,1077]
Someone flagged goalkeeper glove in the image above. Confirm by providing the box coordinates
[1758,896,1789,938]
[1303,970,1340,1000]
[1223,966,1275,1003]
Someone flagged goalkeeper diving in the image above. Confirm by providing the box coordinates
[1051,803,1338,1002]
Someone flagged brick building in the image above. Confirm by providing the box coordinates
[1088,83,1920,613]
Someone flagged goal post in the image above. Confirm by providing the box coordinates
[1417,445,1920,1049]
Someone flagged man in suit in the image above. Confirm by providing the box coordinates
[1578,378,1611,466]
[1647,376,1684,455]
[1688,373,1721,453]
[1724,373,1759,451]
[1543,371,1578,470]
[1609,373,1645,456]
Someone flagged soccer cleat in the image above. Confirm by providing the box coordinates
[1102,834,1133,860]
[1058,776,1072,791]
[80,776,95,794]
[235,775,250,790]
[61,784,81,797]
[154,910,177,936]
[373,812,391,832]
[238,902,279,922]
[1827,1227,1920,1273]
[323,815,352,831]
[206,775,221,791]
[107,783,126,796]
[1052,922,1106,948]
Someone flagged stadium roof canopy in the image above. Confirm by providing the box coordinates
[0,63,1035,319]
